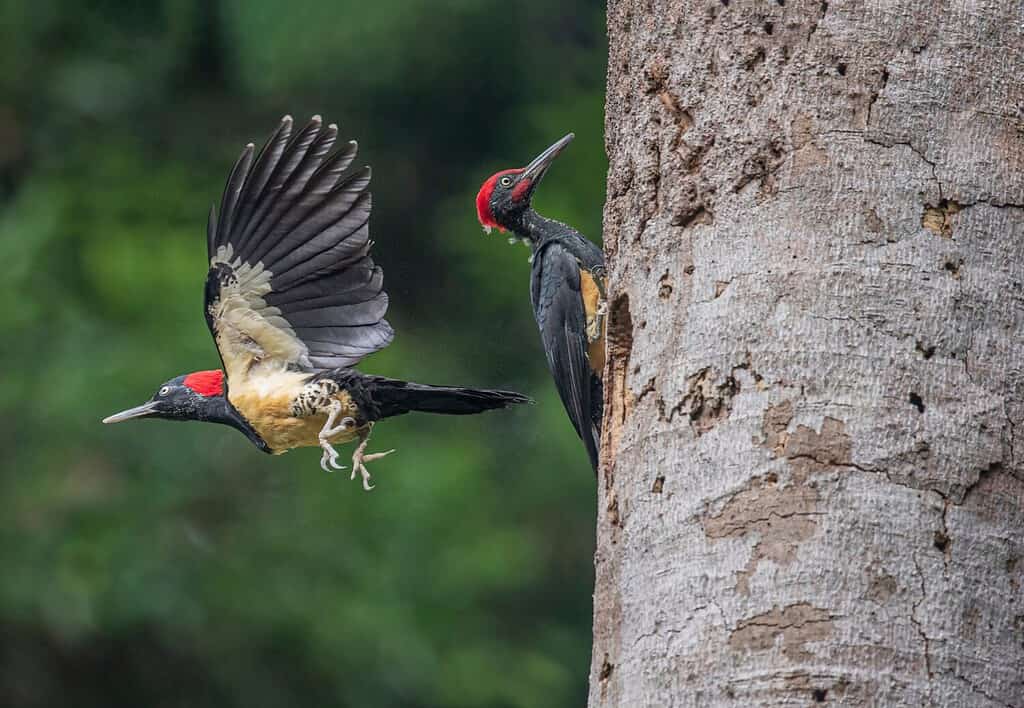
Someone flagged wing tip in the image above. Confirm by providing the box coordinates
[233,143,255,170]
[516,393,535,406]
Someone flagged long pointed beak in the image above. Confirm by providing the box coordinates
[520,133,574,191]
[102,401,159,424]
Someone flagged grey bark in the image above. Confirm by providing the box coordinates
[590,1,1024,706]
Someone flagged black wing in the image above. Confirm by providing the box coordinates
[530,241,600,471]
[205,115,393,383]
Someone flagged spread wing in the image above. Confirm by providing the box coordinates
[530,241,600,471]
[204,115,393,384]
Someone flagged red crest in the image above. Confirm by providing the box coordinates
[475,169,524,232]
[183,370,225,397]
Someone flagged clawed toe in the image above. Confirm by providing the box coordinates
[359,468,374,492]
[350,449,396,492]
[362,449,396,463]
[319,440,345,472]
[349,461,374,491]
[316,418,394,492]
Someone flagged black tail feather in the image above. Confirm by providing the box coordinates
[367,378,531,419]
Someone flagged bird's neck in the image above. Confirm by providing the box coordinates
[514,209,580,251]
[197,396,272,453]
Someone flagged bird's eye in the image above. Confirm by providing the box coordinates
[499,176,514,188]
[159,386,170,396]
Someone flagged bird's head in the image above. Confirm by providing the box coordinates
[475,133,574,236]
[103,370,226,424]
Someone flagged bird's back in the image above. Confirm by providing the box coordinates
[529,233,605,472]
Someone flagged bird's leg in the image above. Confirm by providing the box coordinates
[318,401,357,472]
[350,422,395,492]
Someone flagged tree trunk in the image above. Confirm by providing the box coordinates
[590,1,1024,705]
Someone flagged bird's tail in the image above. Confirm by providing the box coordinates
[368,378,531,419]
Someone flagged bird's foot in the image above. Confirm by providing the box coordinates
[350,448,395,491]
[319,439,346,472]
[317,403,358,473]
[588,299,608,343]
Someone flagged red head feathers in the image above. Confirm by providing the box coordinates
[475,169,523,233]
[183,370,225,397]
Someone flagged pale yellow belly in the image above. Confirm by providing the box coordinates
[246,409,364,453]
[228,373,365,453]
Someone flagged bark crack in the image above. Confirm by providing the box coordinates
[963,316,976,382]
[1009,412,1019,472]
[693,272,758,303]
[637,377,657,403]
[636,140,663,241]
[602,292,634,492]
[962,462,1004,504]
[632,628,660,647]
[806,0,829,42]
[787,455,878,476]
[708,599,728,635]
[816,128,1024,206]
[705,509,826,536]
[951,666,1017,708]
[865,66,890,128]
[935,494,951,575]
[909,552,935,692]
[806,312,873,330]
[863,135,942,199]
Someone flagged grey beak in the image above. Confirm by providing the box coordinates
[521,133,575,187]
[102,401,159,424]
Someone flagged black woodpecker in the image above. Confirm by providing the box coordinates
[104,115,530,490]
[475,134,605,473]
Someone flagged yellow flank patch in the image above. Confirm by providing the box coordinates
[580,269,601,323]
[579,268,606,375]
[229,370,364,451]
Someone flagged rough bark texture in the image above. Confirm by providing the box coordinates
[591,1,1024,706]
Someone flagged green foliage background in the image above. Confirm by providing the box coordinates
[0,2,606,706]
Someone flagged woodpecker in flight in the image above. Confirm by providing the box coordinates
[104,115,530,490]
[475,134,605,472]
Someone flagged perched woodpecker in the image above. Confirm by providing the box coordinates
[104,115,530,490]
[475,134,605,472]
